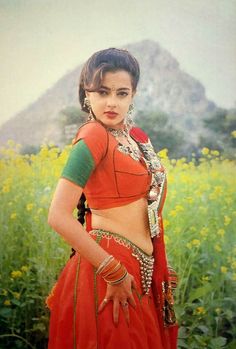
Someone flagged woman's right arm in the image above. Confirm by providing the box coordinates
[48,177,110,268]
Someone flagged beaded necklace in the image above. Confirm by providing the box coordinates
[107,127,142,161]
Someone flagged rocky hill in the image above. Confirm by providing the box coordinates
[0,39,216,149]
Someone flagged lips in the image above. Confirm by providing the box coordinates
[104,111,118,119]
[104,111,118,116]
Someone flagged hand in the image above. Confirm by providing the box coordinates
[98,273,138,327]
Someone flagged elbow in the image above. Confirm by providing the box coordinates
[47,207,59,230]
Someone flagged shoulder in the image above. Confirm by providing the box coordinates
[72,121,109,166]
[72,121,108,145]
[130,125,149,143]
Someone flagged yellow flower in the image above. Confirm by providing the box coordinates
[0,289,8,296]
[214,244,222,252]
[195,306,206,315]
[11,270,23,278]
[10,213,17,220]
[12,292,20,299]
[224,216,231,226]
[220,266,228,274]
[186,242,192,249]
[185,196,193,204]
[201,276,209,282]
[200,227,209,237]
[163,219,170,228]
[215,308,221,314]
[4,300,11,306]
[21,265,29,272]
[217,229,225,237]
[169,210,177,217]
[201,147,209,155]
[192,239,200,248]
[2,184,10,193]
[175,205,184,212]
[231,130,236,138]
[211,150,220,156]
[158,148,168,159]
[26,203,34,211]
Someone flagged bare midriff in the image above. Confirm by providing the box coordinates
[91,197,153,255]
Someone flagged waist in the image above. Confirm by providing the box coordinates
[89,228,154,294]
[90,198,153,255]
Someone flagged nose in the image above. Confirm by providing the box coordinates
[106,94,117,108]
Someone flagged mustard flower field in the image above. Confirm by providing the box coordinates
[0,141,235,349]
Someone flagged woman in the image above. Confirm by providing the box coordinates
[47,48,178,349]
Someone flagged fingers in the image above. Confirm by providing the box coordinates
[98,297,110,313]
[121,301,130,327]
[113,299,120,327]
[127,294,136,309]
[131,276,138,291]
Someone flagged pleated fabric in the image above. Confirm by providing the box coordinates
[47,232,165,349]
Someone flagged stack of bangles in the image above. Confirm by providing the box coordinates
[96,255,128,285]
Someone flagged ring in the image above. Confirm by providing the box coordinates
[121,301,129,308]
[103,298,109,304]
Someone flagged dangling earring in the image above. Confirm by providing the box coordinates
[126,103,134,129]
[83,97,94,121]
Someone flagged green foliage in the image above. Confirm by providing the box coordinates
[135,110,185,158]
[0,141,235,348]
[200,107,236,158]
[58,105,86,143]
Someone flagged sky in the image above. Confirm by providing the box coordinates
[1,0,236,127]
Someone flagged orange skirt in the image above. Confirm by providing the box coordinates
[47,230,169,349]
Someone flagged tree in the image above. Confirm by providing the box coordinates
[135,110,185,158]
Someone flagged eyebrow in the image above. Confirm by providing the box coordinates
[100,85,131,91]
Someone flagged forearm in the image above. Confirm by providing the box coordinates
[48,212,110,269]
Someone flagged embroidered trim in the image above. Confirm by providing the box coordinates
[89,229,154,294]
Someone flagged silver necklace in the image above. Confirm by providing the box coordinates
[107,127,142,161]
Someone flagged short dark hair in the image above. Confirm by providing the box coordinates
[79,48,140,113]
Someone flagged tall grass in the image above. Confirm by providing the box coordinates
[0,141,235,348]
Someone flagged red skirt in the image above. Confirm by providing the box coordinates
[47,230,174,349]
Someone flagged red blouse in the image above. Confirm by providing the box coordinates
[72,121,152,209]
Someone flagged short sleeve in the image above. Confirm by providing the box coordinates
[60,121,109,188]
[72,121,109,166]
[61,140,95,188]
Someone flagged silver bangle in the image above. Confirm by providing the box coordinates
[96,255,114,275]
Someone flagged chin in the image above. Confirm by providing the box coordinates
[101,117,125,129]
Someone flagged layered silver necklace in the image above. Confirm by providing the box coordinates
[107,127,142,161]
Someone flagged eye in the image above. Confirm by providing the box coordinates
[118,91,129,97]
[98,90,108,96]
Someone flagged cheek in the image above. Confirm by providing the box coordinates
[91,98,105,110]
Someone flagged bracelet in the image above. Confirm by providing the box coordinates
[103,262,128,285]
[96,255,114,275]
[107,271,128,285]
[97,256,128,286]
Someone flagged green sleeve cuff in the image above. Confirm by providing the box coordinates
[61,140,95,188]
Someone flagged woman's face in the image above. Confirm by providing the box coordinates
[85,70,135,129]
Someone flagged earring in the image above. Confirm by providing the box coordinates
[83,97,94,121]
[126,103,134,129]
